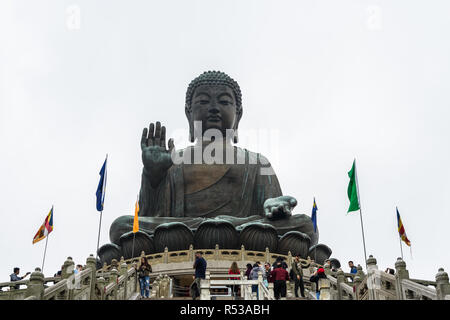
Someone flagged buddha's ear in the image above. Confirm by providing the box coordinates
[185,106,195,143]
[233,107,243,144]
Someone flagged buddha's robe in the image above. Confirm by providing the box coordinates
[109,146,317,245]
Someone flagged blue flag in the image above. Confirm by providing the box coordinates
[311,198,318,233]
[96,156,107,212]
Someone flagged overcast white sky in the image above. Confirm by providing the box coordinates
[1,0,449,283]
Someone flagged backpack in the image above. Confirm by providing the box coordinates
[250,267,260,280]
[289,268,295,280]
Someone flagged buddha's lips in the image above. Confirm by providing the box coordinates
[207,116,222,121]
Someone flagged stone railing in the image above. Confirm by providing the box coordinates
[199,270,274,300]
[320,255,449,300]
[1,254,139,300]
[150,274,172,299]
[103,245,313,272]
[4,250,447,301]
[0,274,62,300]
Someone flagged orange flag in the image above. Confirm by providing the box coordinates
[133,199,139,233]
[33,207,54,244]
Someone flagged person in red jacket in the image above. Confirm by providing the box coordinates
[228,261,240,298]
[270,261,290,300]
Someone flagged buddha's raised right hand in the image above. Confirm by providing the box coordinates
[141,121,175,187]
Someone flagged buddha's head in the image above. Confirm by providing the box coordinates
[185,71,243,143]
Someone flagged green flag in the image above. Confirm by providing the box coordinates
[347,160,360,213]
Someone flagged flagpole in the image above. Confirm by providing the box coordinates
[131,195,138,260]
[313,197,317,264]
[397,207,404,260]
[41,204,53,273]
[399,235,404,260]
[41,233,49,273]
[96,210,103,261]
[354,159,368,270]
[131,233,136,259]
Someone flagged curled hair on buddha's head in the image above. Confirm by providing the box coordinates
[185,70,243,143]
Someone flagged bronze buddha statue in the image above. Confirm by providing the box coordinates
[97,71,332,266]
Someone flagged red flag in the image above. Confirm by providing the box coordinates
[397,208,410,246]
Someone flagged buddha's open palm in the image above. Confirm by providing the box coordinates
[141,122,174,180]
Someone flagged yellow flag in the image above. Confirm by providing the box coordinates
[133,200,139,233]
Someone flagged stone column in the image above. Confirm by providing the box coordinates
[356,264,365,278]
[241,245,245,261]
[214,244,220,260]
[97,277,106,300]
[366,255,379,300]
[110,259,118,271]
[257,271,264,300]
[62,257,75,279]
[240,271,245,298]
[287,251,293,268]
[151,276,161,298]
[160,275,169,298]
[188,244,194,262]
[336,269,345,300]
[268,282,274,299]
[435,268,450,300]
[265,247,270,263]
[318,278,330,300]
[200,271,211,300]
[120,259,128,299]
[394,257,409,300]
[353,275,362,300]
[25,268,45,300]
[110,268,119,300]
[85,254,97,300]
[59,257,74,300]
[324,263,331,276]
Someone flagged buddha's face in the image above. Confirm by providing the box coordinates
[190,84,238,139]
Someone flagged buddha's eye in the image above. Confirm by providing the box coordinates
[198,100,209,105]
[220,100,231,106]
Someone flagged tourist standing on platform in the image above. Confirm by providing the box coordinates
[264,262,271,287]
[245,263,253,279]
[191,252,207,300]
[270,261,289,300]
[10,268,30,289]
[249,262,264,298]
[310,267,327,299]
[73,264,84,289]
[291,255,305,298]
[54,265,64,277]
[74,264,83,274]
[349,261,357,274]
[138,257,152,299]
[228,261,240,298]
[272,256,284,269]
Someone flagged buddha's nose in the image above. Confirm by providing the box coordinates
[208,102,220,114]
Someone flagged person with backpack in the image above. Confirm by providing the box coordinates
[190,252,207,300]
[310,267,327,299]
[270,261,290,300]
[249,262,264,299]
